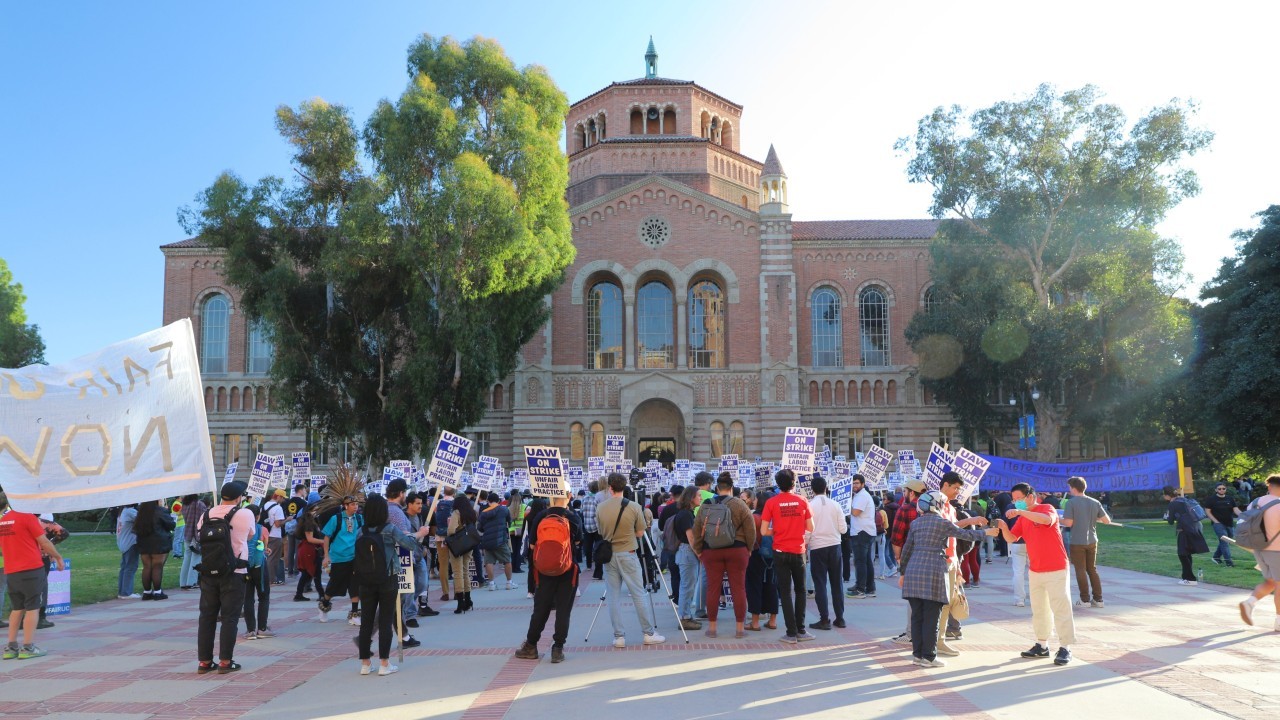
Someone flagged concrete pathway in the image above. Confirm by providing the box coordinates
[1,558,1277,719]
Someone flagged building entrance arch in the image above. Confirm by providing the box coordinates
[629,397,685,468]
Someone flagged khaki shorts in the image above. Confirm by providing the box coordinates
[1255,549,1280,582]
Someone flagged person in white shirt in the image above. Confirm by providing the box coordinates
[806,476,849,630]
[846,475,877,599]
[263,490,287,585]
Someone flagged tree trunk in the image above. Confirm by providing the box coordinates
[1032,398,1061,463]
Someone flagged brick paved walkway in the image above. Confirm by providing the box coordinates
[1,559,1276,719]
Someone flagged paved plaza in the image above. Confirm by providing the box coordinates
[1,560,1277,720]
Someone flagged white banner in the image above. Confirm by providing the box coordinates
[0,320,215,513]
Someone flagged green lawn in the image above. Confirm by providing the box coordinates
[48,535,184,607]
[1096,520,1261,590]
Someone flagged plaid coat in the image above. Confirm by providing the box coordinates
[899,513,990,604]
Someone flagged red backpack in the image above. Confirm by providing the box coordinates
[533,514,574,577]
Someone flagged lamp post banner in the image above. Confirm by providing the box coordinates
[977,450,1182,493]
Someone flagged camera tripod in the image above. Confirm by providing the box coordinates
[584,532,689,643]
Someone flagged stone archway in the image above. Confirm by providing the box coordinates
[629,397,685,467]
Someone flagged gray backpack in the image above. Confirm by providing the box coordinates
[1233,498,1276,551]
[700,496,737,549]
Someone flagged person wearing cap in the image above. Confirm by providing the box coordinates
[888,478,927,645]
[263,489,288,585]
[897,490,996,668]
[195,481,255,674]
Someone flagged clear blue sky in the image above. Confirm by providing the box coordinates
[4,1,1276,364]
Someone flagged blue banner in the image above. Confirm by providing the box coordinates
[978,450,1181,493]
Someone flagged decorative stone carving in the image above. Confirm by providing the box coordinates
[552,376,621,409]
[774,375,787,402]
[691,374,760,407]
[526,377,542,406]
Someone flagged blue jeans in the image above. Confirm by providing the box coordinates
[809,545,843,623]
[118,546,140,596]
[852,532,875,593]
[676,544,699,619]
[1211,523,1234,563]
[180,544,202,587]
[661,548,680,605]
[875,534,894,577]
[605,551,655,637]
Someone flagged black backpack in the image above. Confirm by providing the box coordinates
[197,507,243,578]
[353,525,390,586]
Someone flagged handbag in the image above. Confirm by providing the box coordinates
[594,499,629,566]
[446,523,482,556]
[948,564,969,620]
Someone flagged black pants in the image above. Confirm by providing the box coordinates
[511,533,524,572]
[358,583,398,660]
[198,573,247,662]
[908,597,944,661]
[852,532,876,593]
[774,551,807,636]
[296,568,322,598]
[809,545,844,623]
[243,566,270,632]
[840,533,853,582]
[745,550,778,615]
[662,549,681,604]
[1178,553,1195,581]
[583,531,601,570]
[526,568,578,648]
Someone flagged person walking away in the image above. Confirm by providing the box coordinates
[319,496,365,624]
[355,494,429,676]
[446,494,480,613]
[597,473,665,647]
[179,494,207,589]
[691,472,756,638]
[1206,482,1241,567]
[995,483,1077,666]
[898,490,995,668]
[1061,477,1114,608]
[135,499,175,600]
[263,489,287,585]
[515,491,582,663]
[1238,474,1280,631]
[805,476,847,631]
[761,469,815,644]
[744,490,779,632]
[284,484,310,578]
[480,491,515,591]
[1164,487,1210,585]
[240,504,273,640]
[429,486,457,601]
[1,491,65,659]
[195,481,254,674]
[116,504,141,599]
[294,505,325,601]
[671,486,703,630]
[846,475,877,599]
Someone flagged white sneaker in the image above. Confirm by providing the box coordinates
[911,656,927,666]
[613,637,626,648]
[118,593,142,599]
[360,663,371,675]
[1091,600,1105,608]
[1015,599,1026,607]
[318,610,330,623]
[575,589,581,598]
[378,664,399,676]
[348,614,361,626]
[488,581,497,592]
[527,592,534,599]
[1074,600,1087,608]
[643,633,666,645]
[505,581,517,590]
[923,657,947,668]
[1273,617,1279,633]
[1239,597,1257,626]
[1178,579,1198,586]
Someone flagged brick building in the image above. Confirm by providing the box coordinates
[163,41,993,477]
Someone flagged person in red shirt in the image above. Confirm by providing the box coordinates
[0,492,65,659]
[761,469,814,643]
[996,482,1076,666]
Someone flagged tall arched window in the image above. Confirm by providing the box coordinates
[586,281,623,369]
[201,294,229,375]
[570,422,585,461]
[729,421,745,456]
[859,287,890,366]
[636,281,674,369]
[709,421,726,458]
[811,287,842,367]
[590,422,605,457]
[247,320,273,375]
[924,285,941,315]
[688,279,725,368]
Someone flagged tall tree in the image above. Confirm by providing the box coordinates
[180,35,574,464]
[0,258,46,368]
[899,85,1210,460]
[1194,206,1280,465]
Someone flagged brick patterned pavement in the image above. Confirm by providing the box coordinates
[0,560,1276,719]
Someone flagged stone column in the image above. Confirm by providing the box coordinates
[676,299,687,368]
[624,298,636,370]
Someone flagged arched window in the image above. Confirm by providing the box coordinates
[924,285,941,315]
[586,281,623,369]
[859,287,890,366]
[492,384,504,410]
[709,421,726,458]
[247,320,273,375]
[570,422,585,461]
[688,280,725,368]
[811,287,842,367]
[729,421,745,456]
[636,281,674,369]
[590,422,605,457]
[201,295,229,374]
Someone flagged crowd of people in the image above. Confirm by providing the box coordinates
[1,469,1277,675]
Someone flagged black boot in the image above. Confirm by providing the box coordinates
[464,591,474,612]
[454,595,466,614]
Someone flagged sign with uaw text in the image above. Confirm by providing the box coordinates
[524,446,567,497]
[781,427,818,475]
[425,431,471,489]
[0,320,216,514]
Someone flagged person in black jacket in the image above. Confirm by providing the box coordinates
[514,492,582,663]
[1205,483,1241,567]
[134,499,176,600]
[1164,487,1210,584]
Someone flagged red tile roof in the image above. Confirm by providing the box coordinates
[160,237,211,249]
[791,219,940,241]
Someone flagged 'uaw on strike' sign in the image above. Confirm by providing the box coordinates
[425,431,471,489]
[524,446,567,498]
[782,427,818,475]
[0,320,217,514]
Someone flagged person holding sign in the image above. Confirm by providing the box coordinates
[597,474,666,648]
[761,469,815,643]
